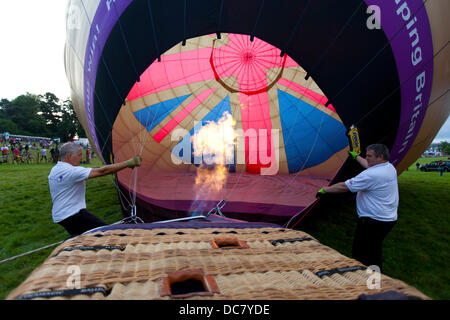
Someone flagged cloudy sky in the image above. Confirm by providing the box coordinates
[0,0,448,142]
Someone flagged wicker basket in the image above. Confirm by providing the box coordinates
[7,226,428,300]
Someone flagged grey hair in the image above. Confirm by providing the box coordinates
[366,144,390,161]
[60,142,82,160]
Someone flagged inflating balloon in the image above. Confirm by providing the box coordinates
[65,0,449,223]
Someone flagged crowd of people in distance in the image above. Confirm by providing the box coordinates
[0,136,93,165]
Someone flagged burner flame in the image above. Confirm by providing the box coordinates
[189,112,237,215]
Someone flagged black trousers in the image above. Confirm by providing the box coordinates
[58,209,107,236]
[352,217,396,273]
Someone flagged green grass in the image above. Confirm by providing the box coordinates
[0,157,448,299]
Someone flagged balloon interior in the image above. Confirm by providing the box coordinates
[110,33,349,222]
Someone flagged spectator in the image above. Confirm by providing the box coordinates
[13,146,20,163]
[40,147,47,163]
[50,147,55,162]
[438,160,444,177]
[1,145,8,163]
[54,146,60,163]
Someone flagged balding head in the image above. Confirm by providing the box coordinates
[60,142,82,161]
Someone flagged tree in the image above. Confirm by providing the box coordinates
[0,94,49,136]
[0,99,18,133]
[438,141,450,156]
[0,118,19,133]
[0,93,86,142]
[38,92,62,134]
[0,98,10,111]
[56,99,86,141]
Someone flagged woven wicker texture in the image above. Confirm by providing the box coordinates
[7,227,428,300]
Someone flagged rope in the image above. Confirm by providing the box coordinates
[286,198,320,229]
[216,0,224,39]
[182,0,187,46]
[147,0,161,61]
[0,241,64,265]
[207,199,226,217]
[353,40,449,130]
[112,1,140,83]
[307,1,365,77]
[281,0,311,57]
[250,0,265,42]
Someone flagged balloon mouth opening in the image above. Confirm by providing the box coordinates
[117,32,349,219]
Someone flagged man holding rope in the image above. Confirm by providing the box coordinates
[48,142,141,236]
[316,144,398,272]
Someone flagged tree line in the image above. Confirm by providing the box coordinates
[1,91,448,155]
[438,141,450,156]
[0,92,85,142]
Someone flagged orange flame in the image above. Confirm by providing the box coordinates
[191,112,236,211]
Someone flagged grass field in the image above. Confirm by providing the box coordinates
[0,156,448,299]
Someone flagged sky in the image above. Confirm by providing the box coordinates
[0,0,448,142]
[0,0,70,101]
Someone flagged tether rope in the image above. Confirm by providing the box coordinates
[0,241,64,265]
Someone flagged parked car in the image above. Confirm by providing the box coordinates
[419,160,450,172]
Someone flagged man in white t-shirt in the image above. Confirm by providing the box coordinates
[316,144,398,272]
[48,142,141,236]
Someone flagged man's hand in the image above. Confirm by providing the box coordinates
[315,188,326,198]
[125,155,142,169]
[89,155,143,178]
[348,150,359,160]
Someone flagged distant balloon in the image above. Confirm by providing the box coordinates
[65,0,449,222]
